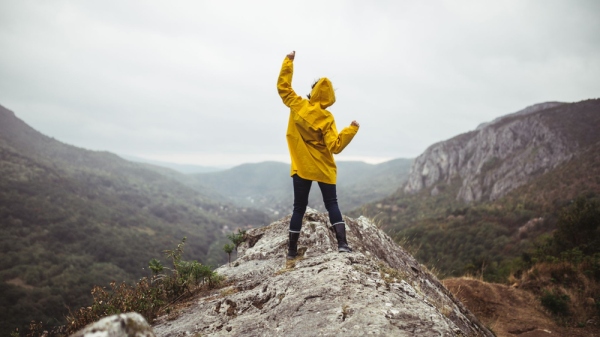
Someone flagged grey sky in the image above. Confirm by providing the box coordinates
[1,1,599,166]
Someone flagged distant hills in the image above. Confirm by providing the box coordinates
[351,99,600,280]
[137,158,413,220]
[186,158,413,219]
[0,104,270,333]
[119,154,229,174]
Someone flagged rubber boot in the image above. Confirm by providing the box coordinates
[287,232,300,259]
[332,223,352,252]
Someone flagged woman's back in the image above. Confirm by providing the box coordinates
[277,52,359,184]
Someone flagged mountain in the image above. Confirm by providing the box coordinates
[351,98,600,280]
[188,159,413,218]
[474,101,565,130]
[191,161,291,217]
[0,104,270,334]
[119,154,228,174]
[132,161,231,204]
[151,208,493,336]
[404,100,598,203]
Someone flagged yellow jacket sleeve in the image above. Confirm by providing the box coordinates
[324,123,359,154]
[277,57,303,108]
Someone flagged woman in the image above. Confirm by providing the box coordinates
[277,50,360,260]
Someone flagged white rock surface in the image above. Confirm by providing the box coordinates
[70,312,155,337]
[152,209,492,336]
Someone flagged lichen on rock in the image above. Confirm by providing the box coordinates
[151,208,493,336]
[71,312,155,337]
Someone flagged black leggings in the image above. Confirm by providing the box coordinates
[289,173,344,232]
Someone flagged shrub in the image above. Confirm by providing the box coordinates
[226,229,247,251]
[553,197,600,255]
[66,277,164,333]
[223,244,234,266]
[65,237,223,335]
[148,258,164,276]
[540,289,570,316]
[560,248,584,267]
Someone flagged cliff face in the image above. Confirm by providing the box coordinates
[152,209,492,336]
[404,100,600,203]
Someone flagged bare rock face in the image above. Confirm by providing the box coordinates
[70,312,155,337]
[474,102,565,130]
[404,102,577,202]
[152,209,492,336]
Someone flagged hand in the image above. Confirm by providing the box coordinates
[286,50,295,61]
[351,120,360,128]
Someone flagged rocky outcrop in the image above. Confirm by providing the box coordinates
[404,101,583,203]
[152,209,493,336]
[475,102,565,130]
[71,313,155,337]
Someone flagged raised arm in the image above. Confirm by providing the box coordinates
[324,121,360,154]
[277,51,303,108]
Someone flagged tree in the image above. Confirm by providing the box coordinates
[223,244,234,266]
[164,237,187,269]
[553,197,600,255]
[148,259,163,286]
[226,229,247,252]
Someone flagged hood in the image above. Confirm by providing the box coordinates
[309,77,336,109]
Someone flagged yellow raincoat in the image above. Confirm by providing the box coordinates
[277,57,359,184]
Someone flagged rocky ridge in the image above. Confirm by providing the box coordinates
[152,208,492,336]
[474,102,565,130]
[404,99,599,203]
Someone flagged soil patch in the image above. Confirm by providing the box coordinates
[443,277,599,337]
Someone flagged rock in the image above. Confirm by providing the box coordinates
[403,101,584,203]
[70,312,155,337]
[152,208,493,336]
[475,102,564,130]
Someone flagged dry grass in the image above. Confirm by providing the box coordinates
[411,281,424,298]
[445,282,467,306]
[352,265,369,274]
[166,310,182,321]
[484,316,500,337]
[360,207,385,229]
[275,247,308,275]
[220,287,239,297]
[445,276,600,336]
[342,304,350,321]
[458,260,488,282]
[274,267,296,276]
[396,235,423,257]
[421,262,444,280]
[377,262,408,285]
[432,295,452,318]
[518,260,600,325]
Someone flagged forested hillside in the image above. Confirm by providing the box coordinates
[185,158,412,219]
[0,104,270,334]
[351,99,600,281]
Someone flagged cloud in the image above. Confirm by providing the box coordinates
[1,0,599,166]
